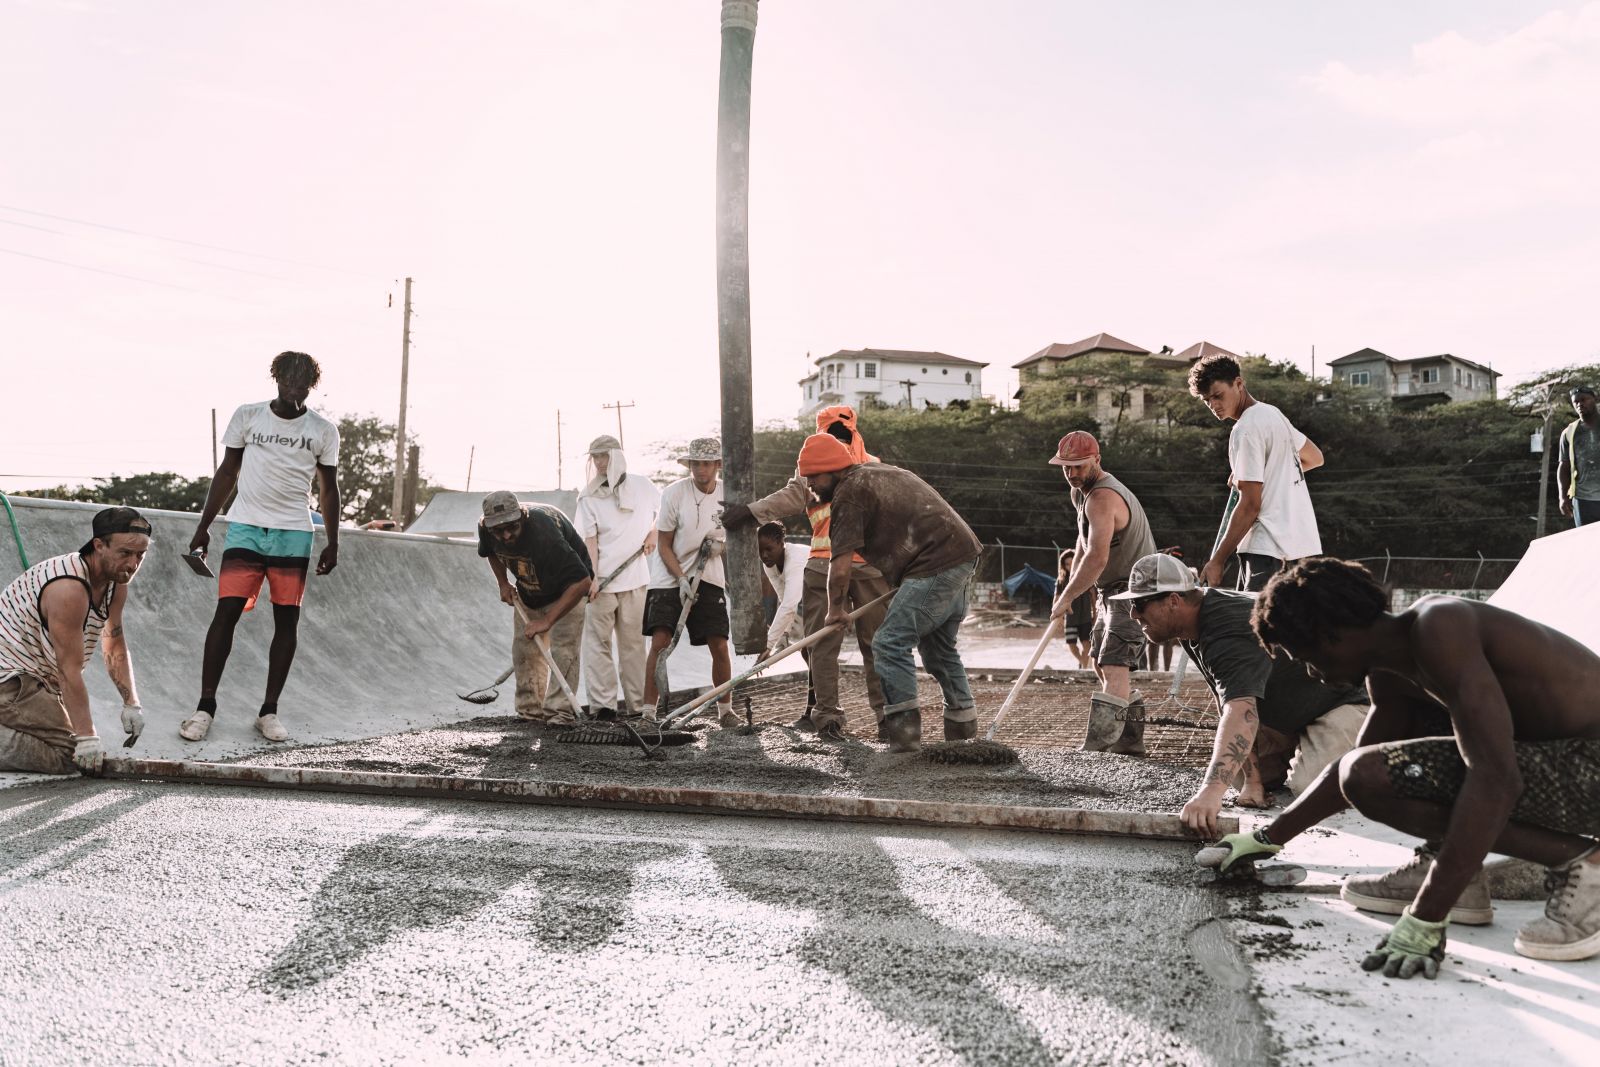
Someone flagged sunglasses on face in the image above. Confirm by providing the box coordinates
[1129,593,1168,614]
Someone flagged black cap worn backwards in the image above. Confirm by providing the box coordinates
[81,507,153,555]
[1571,385,1596,400]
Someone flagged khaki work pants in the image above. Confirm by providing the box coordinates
[582,587,647,713]
[513,603,586,723]
[0,673,76,774]
[801,560,889,730]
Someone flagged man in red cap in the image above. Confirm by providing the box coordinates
[1048,431,1157,754]
[798,433,983,751]
[722,405,891,738]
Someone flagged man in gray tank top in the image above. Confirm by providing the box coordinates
[1047,432,1157,754]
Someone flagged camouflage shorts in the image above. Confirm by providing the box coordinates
[1381,735,1600,838]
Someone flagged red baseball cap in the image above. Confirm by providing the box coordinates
[1047,431,1100,466]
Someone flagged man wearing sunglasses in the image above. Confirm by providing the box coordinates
[1113,551,1369,839]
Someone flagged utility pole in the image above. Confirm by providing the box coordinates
[465,446,475,493]
[1536,381,1558,539]
[601,400,635,446]
[390,276,413,523]
[210,408,218,472]
[555,409,564,490]
[716,0,763,655]
[401,444,420,529]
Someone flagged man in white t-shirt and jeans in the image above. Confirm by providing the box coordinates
[575,434,659,720]
[181,351,341,743]
[642,436,734,727]
[1189,354,1324,592]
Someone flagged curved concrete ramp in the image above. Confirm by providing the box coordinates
[1488,523,1600,654]
[0,497,732,766]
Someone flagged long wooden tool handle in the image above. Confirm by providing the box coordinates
[594,545,647,595]
[515,602,585,718]
[661,589,895,725]
[983,616,1061,741]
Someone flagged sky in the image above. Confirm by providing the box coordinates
[3,0,1596,496]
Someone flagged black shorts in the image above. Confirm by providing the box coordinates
[643,584,730,646]
[1381,735,1600,838]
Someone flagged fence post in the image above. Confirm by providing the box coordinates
[1382,549,1392,585]
[996,537,1007,582]
[1471,551,1486,594]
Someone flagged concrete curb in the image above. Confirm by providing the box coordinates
[101,758,1233,840]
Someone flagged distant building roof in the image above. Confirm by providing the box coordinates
[1173,341,1241,363]
[1406,353,1502,378]
[811,347,987,370]
[1327,348,1396,366]
[1012,332,1150,369]
[407,489,578,538]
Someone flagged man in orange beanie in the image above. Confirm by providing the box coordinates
[722,406,891,739]
[798,434,983,752]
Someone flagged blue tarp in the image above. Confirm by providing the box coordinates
[1003,562,1057,600]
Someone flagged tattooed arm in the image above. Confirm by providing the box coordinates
[1181,697,1260,837]
[101,583,140,708]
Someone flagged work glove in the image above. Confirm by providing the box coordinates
[72,735,105,776]
[121,703,144,742]
[1195,829,1281,873]
[677,575,695,601]
[1361,908,1447,980]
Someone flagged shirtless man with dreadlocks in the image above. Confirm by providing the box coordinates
[1203,557,1600,978]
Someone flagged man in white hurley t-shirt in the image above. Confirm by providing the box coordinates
[1189,353,1324,591]
[575,434,659,720]
[641,436,734,727]
[181,351,341,744]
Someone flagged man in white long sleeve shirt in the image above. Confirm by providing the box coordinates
[757,523,807,656]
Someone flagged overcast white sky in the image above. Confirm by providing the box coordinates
[3,0,1596,494]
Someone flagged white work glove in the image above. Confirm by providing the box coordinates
[121,703,144,741]
[677,575,694,601]
[72,735,105,775]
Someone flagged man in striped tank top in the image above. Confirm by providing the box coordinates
[1047,432,1157,755]
[0,507,152,775]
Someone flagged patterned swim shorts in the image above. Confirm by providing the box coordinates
[218,523,314,611]
[1381,735,1600,838]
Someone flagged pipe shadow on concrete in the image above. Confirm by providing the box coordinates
[256,809,678,995]
[707,837,1271,1066]
[0,780,160,890]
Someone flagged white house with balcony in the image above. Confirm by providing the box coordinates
[798,348,987,421]
[1327,348,1500,405]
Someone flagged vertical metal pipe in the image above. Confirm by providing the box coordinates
[716,0,763,654]
[1536,389,1554,539]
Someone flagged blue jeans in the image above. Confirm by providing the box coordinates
[871,559,975,720]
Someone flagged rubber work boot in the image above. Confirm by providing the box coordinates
[883,708,922,753]
[817,721,845,742]
[791,713,818,733]
[1081,691,1127,752]
[1107,690,1147,756]
[943,716,978,741]
[1341,843,1494,925]
[875,719,889,743]
[1514,852,1600,961]
[594,707,617,722]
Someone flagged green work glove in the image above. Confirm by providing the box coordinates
[1361,908,1447,980]
[1195,829,1281,873]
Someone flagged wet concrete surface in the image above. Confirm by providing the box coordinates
[1,778,1270,1066]
[227,714,1212,815]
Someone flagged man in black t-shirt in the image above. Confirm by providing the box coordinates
[477,491,593,724]
[1112,551,1369,838]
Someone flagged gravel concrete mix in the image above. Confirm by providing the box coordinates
[0,779,1270,1066]
[228,714,1214,815]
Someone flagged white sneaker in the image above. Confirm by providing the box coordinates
[255,714,289,742]
[1515,855,1600,961]
[179,712,213,742]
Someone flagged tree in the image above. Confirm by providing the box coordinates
[15,472,212,512]
[333,414,440,526]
